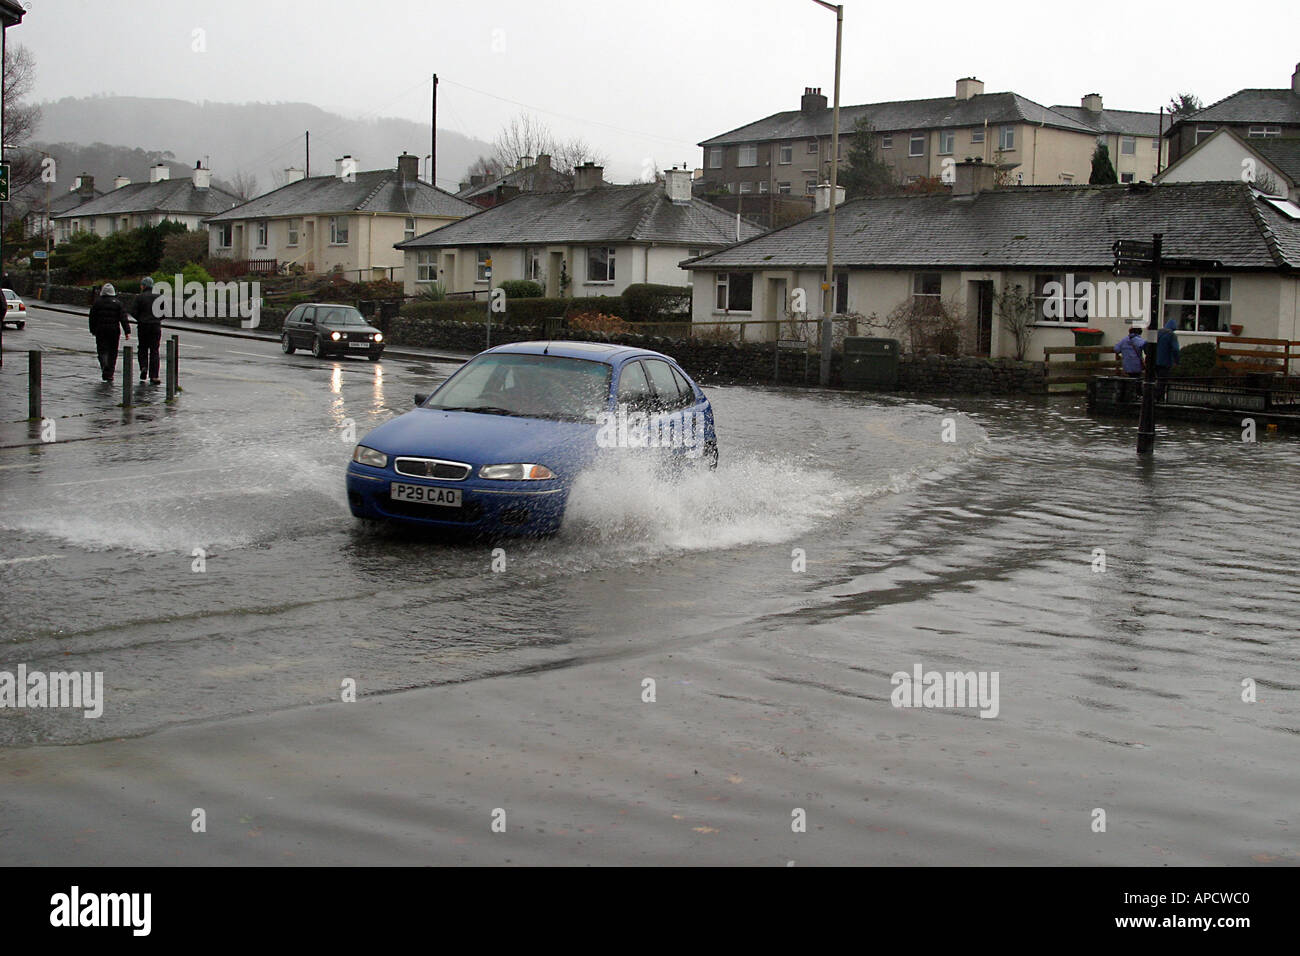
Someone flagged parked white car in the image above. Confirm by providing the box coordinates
[3,289,26,330]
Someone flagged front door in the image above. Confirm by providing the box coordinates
[547,251,564,297]
[766,277,788,344]
[972,280,994,357]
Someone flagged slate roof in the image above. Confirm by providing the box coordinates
[52,178,242,220]
[1050,105,1164,138]
[700,92,1097,146]
[457,162,573,201]
[49,189,102,215]
[683,182,1300,272]
[1250,138,1300,185]
[206,169,477,222]
[396,184,763,249]
[1177,89,1300,127]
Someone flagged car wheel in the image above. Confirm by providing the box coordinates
[368,351,382,362]
[281,333,295,354]
[311,336,324,358]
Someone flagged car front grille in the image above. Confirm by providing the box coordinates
[393,457,472,480]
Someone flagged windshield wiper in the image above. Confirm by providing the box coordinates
[435,405,517,416]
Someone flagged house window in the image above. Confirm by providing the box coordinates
[416,250,437,283]
[715,272,753,312]
[526,247,542,281]
[1060,173,1074,184]
[777,182,792,195]
[1247,125,1281,138]
[912,272,942,313]
[971,127,985,144]
[255,220,268,247]
[834,272,848,314]
[808,140,819,154]
[286,219,299,246]
[998,126,1015,150]
[805,180,818,195]
[1120,136,1137,155]
[1195,126,1216,145]
[477,248,491,282]
[329,216,349,245]
[215,223,232,248]
[758,180,769,194]
[1120,172,1134,183]
[587,246,615,283]
[738,144,758,167]
[880,133,892,149]
[1033,274,1093,323]
[779,144,793,164]
[909,132,925,157]
[1164,276,1231,333]
[405,217,416,240]
[707,147,722,168]
[739,181,753,194]
[938,130,954,155]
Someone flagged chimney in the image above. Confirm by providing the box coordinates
[397,152,420,183]
[458,180,470,192]
[801,86,828,114]
[519,155,534,171]
[284,166,305,184]
[664,167,692,203]
[1293,62,1300,94]
[814,182,845,212]
[573,162,604,190]
[955,77,984,101]
[75,174,95,198]
[952,159,997,197]
[1081,93,1103,113]
[536,153,551,171]
[113,175,131,190]
[469,174,486,187]
[335,155,355,180]
[192,161,211,190]
[149,163,170,183]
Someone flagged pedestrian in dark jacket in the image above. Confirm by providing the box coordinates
[130,276,164,384]
[88,283,131,382]
[1156,318,1180,400]
[1114,327,1146,377]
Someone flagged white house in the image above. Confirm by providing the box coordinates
[395,165,763,298]
[1156,126,1300,202]
[51,162,241,237]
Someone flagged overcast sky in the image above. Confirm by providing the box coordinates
[15,0,1300,181]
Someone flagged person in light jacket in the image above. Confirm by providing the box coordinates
[1114,327,1147,378]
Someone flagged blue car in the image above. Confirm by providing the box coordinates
[346,341,717,535]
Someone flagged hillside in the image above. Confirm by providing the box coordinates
[30,95,494,197]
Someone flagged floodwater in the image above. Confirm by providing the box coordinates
[0,308,1296,865]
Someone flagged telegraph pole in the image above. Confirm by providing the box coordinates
[811,1,842,386]
[431,74,438,188]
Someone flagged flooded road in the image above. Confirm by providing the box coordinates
[1,307,1296,865]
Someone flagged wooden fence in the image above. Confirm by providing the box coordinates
[1043,345,1122,388]
[1216,337,1297,380]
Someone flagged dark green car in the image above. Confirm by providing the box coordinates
[281,303,384,361]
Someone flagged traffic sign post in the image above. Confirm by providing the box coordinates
[0,162,10,203]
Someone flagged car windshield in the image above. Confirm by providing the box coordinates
[426,353,612,422]
[318,308,368,326]
[3,290,16,300]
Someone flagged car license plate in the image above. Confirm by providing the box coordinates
[391,482,461,507]
[349,341,370,349]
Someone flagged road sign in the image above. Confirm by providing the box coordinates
[31,250,47,259]
[1159,257,1222,270]
[0,163,9,202]
[1112,239,1153,255]
[1112,266,1152,278]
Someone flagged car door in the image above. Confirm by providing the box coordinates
[284,305,303,344]
[297,306,316,347]
[642,358,700,459]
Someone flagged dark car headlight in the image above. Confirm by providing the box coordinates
[479,463,555,480]
[352,445,387,468]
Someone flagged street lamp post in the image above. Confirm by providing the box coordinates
[812,0,843,386]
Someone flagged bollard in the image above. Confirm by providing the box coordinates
[28,350,41,420]
[172,334,180,394]
[122,346,133,406]
[166,336,177,400]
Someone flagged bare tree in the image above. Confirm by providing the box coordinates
[551,137,607,175]
[491,113,556,171]
[229,170,259,201]
[466,154,505,181]
[3,46,43,195]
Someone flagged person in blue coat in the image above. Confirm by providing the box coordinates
[1155,318,1181,399]
[1115,327,1147,377]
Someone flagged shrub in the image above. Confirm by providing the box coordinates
[567,311,629,335]
[415,282,448,301]
[1173,340,1220,378]
[158,230,209,273]
[152,262,214,288]
[623,283,691,322]
[498,279,543,299]
[399,299,486,323]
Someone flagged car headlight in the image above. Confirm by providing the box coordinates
[373,332,383,343]
[478,463,555,480]
[331,331,342,341]
[352,445,388,467]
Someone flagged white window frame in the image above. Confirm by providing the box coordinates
[778,143,793,164]
[998,126,1015,151]
[777,182,792,195]
[255,220,268,247]
[938,130,954,155]
[739,181,753,194]
[1163,275,1232,333]
[912,272,942,312]
[880,133,892,149]
[587,246,616,283]
[738,144,758,167]
[286,219,299,246]
[329,216,349,245]
[416,250,437,283]
[758,180,769,194]
[804,180,818,196]
[807,140,819,154]
[714,272,753,312]
[971,127,985,144]
[707,147,722,169]
[476,248,491,282]
[909,132,925,157]
[1247,125,1281,138]
[404,217,417,240]
[1033,273,1093,324]
[1120,136,1137,155]
[1194,126,1216,145]
[1120,172,1134,183]
[215,223,232,248]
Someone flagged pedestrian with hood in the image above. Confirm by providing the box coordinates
[1156,318,1181,400]
[131,276,164,384]
[1114,326,1147,378]
[88,282,131,383]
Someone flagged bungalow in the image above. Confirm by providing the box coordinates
[1156,127,1300,202]
[1164,64,1300,166]
[395,164,763,298]
[52,162,241,237]
[24,175,103,242]
[683,162,1300,360]
[455,153,573,209]
[205,153,476,279]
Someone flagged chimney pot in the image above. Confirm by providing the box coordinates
[284,167,305,184]
[801,87,829,114]
[952,159,997,196]
[76,174,95,198]
[335,155,355,180]
[814,182,845,213]
[113,175,131,190]
[149,163,170,183]
[397,152,420,183]
[192,163,211,190]
[573,162,604,191]
[664,167,692,203]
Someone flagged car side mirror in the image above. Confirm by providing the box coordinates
[414,393,428,406]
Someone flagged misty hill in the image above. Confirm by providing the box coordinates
[32,95,495,197]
